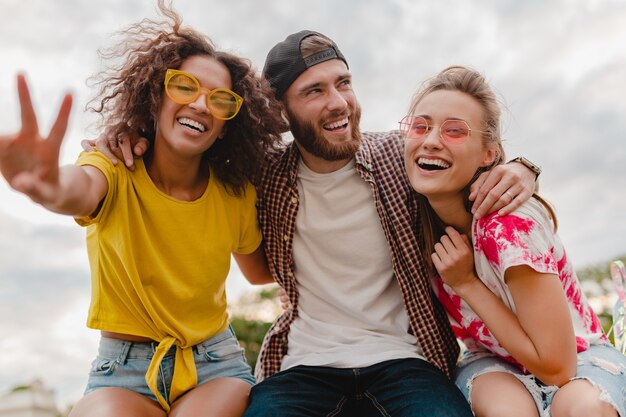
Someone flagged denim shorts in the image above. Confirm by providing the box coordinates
[455,344,626,417]
[85,325,255,403]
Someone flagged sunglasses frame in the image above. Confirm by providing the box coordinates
[164,69,243,120]
[398,115,486,144]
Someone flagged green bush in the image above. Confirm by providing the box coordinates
[231,317,272,370]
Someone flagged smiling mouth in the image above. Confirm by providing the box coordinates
[417,157,450,171]
[323,117,349,132]
[178,117,207,133]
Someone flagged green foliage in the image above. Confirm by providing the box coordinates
[231,316,272,370]
[578,255,624,347]
[258,287,279,300]
[577,254,626,283]
[598,312,615,345]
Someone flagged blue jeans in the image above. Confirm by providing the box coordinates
[85,326,255,403]
[243,358,472,417]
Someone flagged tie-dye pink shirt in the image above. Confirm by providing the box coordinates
[432,198,607,370]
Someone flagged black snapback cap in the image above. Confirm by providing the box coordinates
[263,30,349,99]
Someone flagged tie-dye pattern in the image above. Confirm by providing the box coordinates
[432,198,608,371]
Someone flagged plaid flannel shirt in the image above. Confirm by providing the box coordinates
[255,130,459,380]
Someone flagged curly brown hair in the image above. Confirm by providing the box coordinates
[87,1,287,195]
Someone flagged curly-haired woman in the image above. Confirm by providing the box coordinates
[0,2,286,417]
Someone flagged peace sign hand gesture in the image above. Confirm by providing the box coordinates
[0,74,73,205]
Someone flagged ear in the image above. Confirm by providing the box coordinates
[480,147,498,168]
[280,101,292,126]
[281,109,291,126]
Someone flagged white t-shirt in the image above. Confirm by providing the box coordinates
[432,198,607,369]
[280,159,423,371]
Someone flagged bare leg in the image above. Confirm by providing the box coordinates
[470,372,539,417]
[551,379,618,417]
[69,387,165,417]
[170,377,252,417]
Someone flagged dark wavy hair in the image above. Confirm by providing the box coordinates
[87,1,287,195]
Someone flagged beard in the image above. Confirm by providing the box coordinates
[285,104,363,161]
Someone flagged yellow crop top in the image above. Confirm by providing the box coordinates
[75,151,261,410]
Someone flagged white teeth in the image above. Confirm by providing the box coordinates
[417,157,450,169]
[324,118,348,129]
[178,117,207,132]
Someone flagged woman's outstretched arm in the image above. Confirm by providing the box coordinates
[0,74,107,217]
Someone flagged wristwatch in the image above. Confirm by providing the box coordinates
[508,156,541,180]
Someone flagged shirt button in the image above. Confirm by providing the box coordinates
[283,235,289,241]
[290,197,298,204]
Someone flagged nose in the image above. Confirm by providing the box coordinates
[421,126,443,149]
[326,87,348,112]
[188,93,209,114]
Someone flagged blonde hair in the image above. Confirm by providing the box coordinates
[408,66,557,272]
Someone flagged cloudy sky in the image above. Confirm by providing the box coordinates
[1,0,625,408]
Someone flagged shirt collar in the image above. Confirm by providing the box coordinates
[284,142,301,186]
[354,135,373,173]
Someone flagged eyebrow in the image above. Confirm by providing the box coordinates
[298,72,352,94]
[415,115,466,122]
[337,73,352,83]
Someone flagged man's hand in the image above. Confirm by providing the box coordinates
[80,132,150,171]
[469,161,537,219]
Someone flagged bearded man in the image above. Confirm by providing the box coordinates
[245,30,537,417]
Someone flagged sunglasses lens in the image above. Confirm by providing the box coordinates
[400,117,471,143]
[167,73,198,103]
[165,71,242,120]
[441,120,470,142]
[401,116,428,138]
[208,90,240,119]
[410,118,429,136]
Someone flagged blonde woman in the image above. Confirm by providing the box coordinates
[402,66,626,417]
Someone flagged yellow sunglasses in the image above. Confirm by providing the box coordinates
[164,69,243,120]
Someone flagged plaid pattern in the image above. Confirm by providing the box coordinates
[255,131,459,380]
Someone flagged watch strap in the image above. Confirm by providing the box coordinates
[508,156,541,180]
